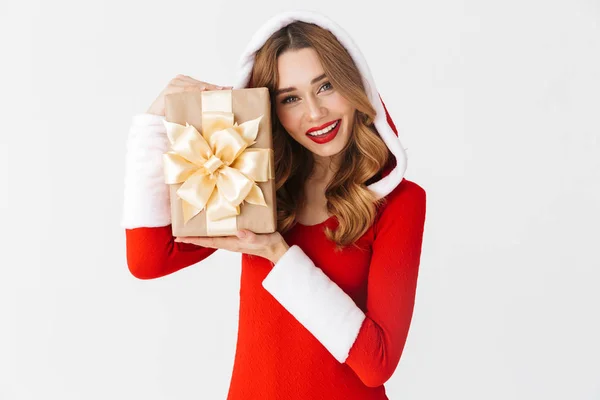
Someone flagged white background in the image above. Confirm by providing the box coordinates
[1,0,599,399]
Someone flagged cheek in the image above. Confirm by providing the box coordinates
[327,94,353,114]
[276,107,301,133]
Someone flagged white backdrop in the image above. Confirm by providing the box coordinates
[1,0,599,399]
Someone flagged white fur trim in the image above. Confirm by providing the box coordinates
[233,10,407,200]
[262,245,366,363]
[120,113,172,229]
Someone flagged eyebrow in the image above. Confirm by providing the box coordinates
[274,73,328,96]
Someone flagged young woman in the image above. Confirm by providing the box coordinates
[122,10,427,400]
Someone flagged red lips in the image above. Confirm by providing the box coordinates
[306,120,339,135]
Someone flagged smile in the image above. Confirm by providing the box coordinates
[306,120,340,136]
[305,120,341,144]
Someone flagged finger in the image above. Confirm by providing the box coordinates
[175,236,207,245]
[203,236,241,248]
[183,83,226,93]
[174,74,202,84]
[175,236,212,246]
[176,236,234,249]
[204,83,232,90]
[169,76,205,89]
[237,230,259,243]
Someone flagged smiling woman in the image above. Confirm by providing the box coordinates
[122,10,427,400]
[249,21,397,247]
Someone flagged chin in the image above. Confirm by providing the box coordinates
[308,145,345,158]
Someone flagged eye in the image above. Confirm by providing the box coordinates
[319,82,333,92]
[280,82,332,105]
[282,95,298,104]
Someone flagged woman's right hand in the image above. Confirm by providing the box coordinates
[146,75,233,116]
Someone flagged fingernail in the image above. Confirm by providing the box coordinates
[216,85,223,89]
[236,230,246,238]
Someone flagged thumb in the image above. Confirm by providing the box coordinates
[236,230,250,239]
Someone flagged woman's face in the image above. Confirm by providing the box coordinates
[274,48,356,160]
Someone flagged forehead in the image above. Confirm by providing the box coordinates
[277,48,324,86]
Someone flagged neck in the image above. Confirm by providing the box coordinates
[308,154,340,185]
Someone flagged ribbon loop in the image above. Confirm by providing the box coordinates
[204,155,223,174]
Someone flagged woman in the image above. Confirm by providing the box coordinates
[122,10,427,400]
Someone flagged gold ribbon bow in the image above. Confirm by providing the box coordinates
[162,90,274,235]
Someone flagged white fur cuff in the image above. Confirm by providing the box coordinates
[121,113,172,229]
[262,245,366,363]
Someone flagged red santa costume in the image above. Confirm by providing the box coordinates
[122,10,427,400]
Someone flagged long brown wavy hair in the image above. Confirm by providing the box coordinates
[249,21,394,252]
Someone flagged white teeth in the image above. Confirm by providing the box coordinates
[307,120,339,136]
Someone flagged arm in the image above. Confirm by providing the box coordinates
[262,181,426,387]
[122,113,217,279]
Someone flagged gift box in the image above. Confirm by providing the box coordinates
[163,88,277,237]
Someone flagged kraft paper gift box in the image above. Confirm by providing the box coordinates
[163,88,277,237]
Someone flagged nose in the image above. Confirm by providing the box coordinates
[305,95,327,122]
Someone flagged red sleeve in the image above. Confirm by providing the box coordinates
[126,226,217,280]
[344,181,427,386]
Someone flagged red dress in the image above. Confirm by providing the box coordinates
[125,179,426,399]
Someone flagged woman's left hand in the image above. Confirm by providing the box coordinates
[174,230,290,264]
